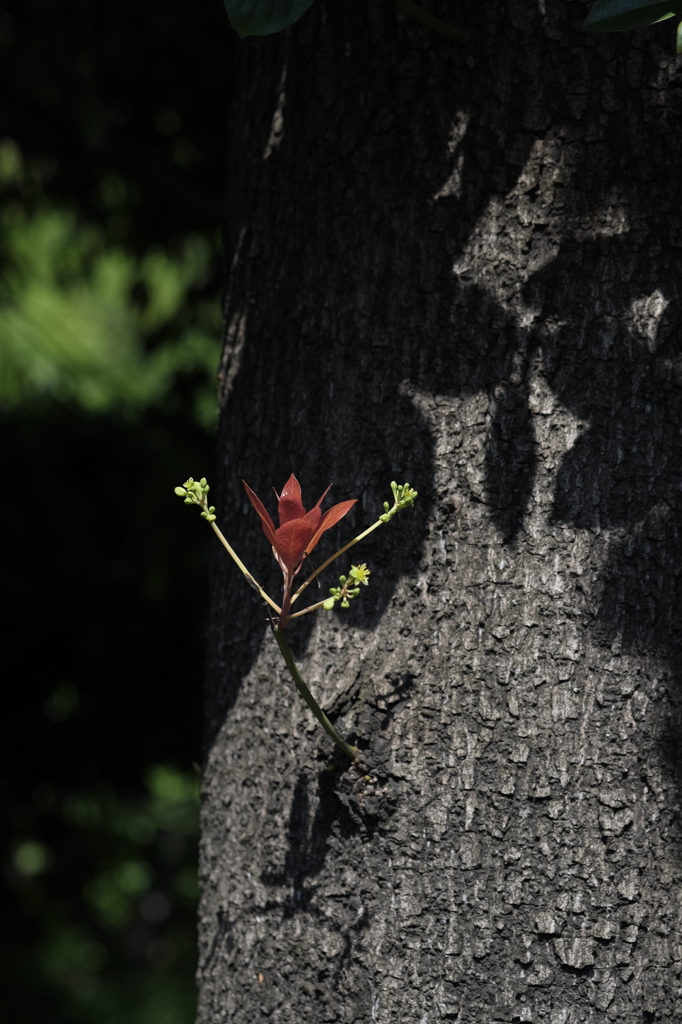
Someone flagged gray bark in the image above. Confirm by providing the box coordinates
[198,2,682,1021]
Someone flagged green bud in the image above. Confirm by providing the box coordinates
[174,486,187,497]
[341,599,349,609]
[350,588,360,596]
[323,597,335,611]
[338,575,347,585]
[387,481,417,511]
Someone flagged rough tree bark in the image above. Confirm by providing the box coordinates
[197,2,682,1021]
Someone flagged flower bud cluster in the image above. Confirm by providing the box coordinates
[379,481,418,523]
[174,478,217,522]
[323,563,371,611]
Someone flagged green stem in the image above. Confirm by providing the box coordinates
[394,0,470,42]
[208,519,281,615]
[288,598,330,621]
[273,627,358,759]
[291,518,384,605]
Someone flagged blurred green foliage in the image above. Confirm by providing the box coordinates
[7,767,199,1024]
[0,1,236,1020]
[0,138,221,427]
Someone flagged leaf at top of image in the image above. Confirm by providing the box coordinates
[582,0,682,31]
[224,0,316,37]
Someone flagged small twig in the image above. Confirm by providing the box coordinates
[208,520,281,615]
[272,626,358,760]
[291,519,383,605]
[288,598,330,621]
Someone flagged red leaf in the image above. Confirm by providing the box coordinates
[277,474,306,525]
[307,499,357,555]
[312,483,332,509]
[242,480,277,547]
[245,475,357,577]
[274,507,321,570]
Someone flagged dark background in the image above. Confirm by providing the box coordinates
[0,2,235,1020]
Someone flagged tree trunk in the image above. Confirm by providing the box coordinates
[197,2,682,1021]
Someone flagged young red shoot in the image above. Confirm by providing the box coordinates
[243,473,356,628]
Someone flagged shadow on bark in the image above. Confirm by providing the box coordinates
[259,763,396,920]
[526,233,682,790]
[484,375,538,541]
